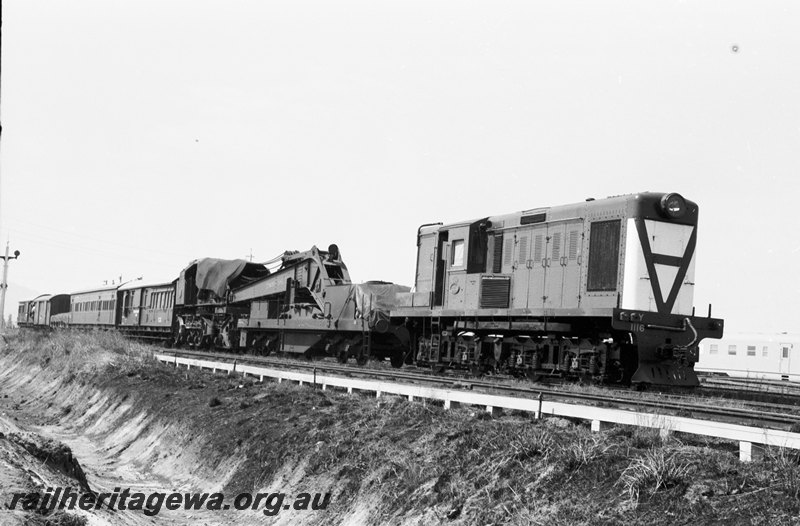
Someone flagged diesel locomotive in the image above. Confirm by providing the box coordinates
[18,192,724,387]
[392,192,724,386]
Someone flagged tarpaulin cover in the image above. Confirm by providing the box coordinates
[194,258,250,297]
[351,282,412,318]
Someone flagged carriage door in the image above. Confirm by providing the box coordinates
[544,220,584,309]
[779,342,793,380]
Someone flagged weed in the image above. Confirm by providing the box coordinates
[559,433,610,470]
[619,448,691,503]
[762,446,800,498]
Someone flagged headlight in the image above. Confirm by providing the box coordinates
[660,193,687,219]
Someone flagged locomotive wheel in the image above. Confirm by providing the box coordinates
[525,368,542,382]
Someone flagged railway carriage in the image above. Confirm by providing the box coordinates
[697,333,800,381]
[117,280,176,340]
[391,192,724,387]
[69,285,118,328]
[17,300,31,327]
[17,294,70,328]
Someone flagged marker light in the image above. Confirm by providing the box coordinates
[660,193,687,219]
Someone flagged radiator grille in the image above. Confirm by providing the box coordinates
[518,236,528,265]
[503,238,513,266]
[492,234,503,273]
[480,276,511,309]
[568,230,579,260]
[551,232,561,260]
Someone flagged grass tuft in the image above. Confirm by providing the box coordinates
[620,448,691,503]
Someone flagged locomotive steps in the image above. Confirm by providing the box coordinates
[2,331,800,525]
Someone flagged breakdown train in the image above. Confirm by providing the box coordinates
[18,192,724,387]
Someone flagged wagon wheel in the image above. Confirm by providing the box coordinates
[525,368,542,383]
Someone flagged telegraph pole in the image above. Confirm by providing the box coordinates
[0,242,21,330]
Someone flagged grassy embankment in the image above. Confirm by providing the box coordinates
[2,330,800,525]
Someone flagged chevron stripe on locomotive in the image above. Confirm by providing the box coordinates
[391,192,723,387]
[17,192,723,388]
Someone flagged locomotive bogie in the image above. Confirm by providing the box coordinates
[413,326,625,382]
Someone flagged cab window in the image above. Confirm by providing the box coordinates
[451,240,465,267]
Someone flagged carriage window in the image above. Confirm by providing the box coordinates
[747,345,756,356]
[763,346,769,357]
[783,346,791,359]
[728,345,737,355]
[451,240,465,267]
[709,344,718,355]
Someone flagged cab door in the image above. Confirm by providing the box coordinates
[415,232,437,295]
[443,228,469,309]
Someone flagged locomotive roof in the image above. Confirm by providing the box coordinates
[427,191,696,232]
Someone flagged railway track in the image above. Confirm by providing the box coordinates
[161,348,800,431]
[701,375,800,395]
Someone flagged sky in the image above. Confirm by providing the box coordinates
[1,0,799,333]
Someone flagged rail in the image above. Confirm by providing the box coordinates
[155,353,800,462]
